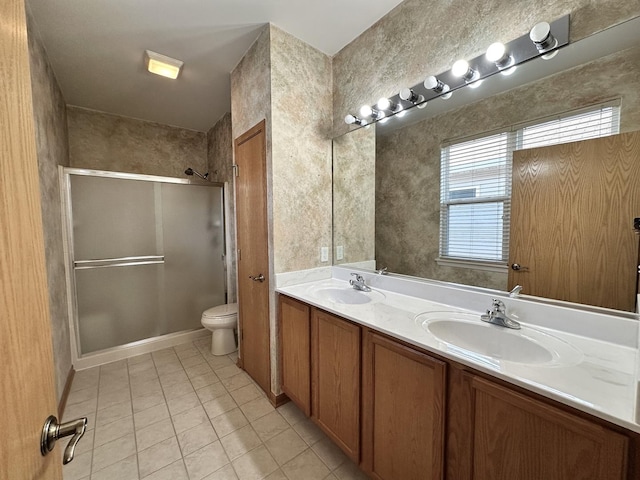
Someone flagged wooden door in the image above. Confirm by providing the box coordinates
[362,331,446,480]
[509,132,640,311]
[278,296,311,415]
[0,0,62,477]
[470,377,628,480]
[234,120,271,395]
[311,309,360,462]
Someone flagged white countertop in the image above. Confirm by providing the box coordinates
[277,274,640,433]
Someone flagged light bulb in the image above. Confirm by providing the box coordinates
[377,97,391,110]
[424,76,439,90]
[359,105,373,117]
[530,22,558,54]
[344,114,356,125]
[486,42,513,70]
[399,88,416,102]
[441,84,452,100]
[486,42,506,62]
[529,22,551,44]
[452,59,470,77]
[424,75,451,99]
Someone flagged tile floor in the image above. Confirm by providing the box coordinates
[61,338,368,480]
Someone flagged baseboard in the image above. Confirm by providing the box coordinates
[269,391,289,408]
[58,366,75,418]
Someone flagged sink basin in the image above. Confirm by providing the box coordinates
[313,287,385,305]
[416,312,582,366]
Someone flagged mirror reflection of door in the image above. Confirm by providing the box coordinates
[509,131,640,312]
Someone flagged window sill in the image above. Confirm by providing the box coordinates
[436,257,508,273]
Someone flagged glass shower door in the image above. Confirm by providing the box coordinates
[68,172,225,355]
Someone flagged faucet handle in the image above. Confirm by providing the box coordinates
[491,298,506,312]
[350,273,364,282]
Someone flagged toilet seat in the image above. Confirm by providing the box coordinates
[202,303,238,319]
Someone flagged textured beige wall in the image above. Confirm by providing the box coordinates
[230,25,332,394]
[67,106,207,178]
[270,25,333,273]
[207,113,237,302]
[375,45,640,290]
[332,0,640,136]
[333,126,376,265]
[27,9,72,401]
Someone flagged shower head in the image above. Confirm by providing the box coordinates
[184,167,209,180]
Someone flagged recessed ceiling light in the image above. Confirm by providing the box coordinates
[144,50,183,79]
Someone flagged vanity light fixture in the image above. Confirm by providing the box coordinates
[424,76,452,99]
[144,50,183,79]
[342,15,569,128]
[344,114,367,126]
[399,88,427,109]
[529,22,559,59]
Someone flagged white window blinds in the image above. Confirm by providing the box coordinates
[439,103,620,266]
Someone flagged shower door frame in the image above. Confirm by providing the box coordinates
[60,167,229,369]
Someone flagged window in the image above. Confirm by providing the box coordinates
[439,103,620,269]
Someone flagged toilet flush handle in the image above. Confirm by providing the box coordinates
[249,273,265,283]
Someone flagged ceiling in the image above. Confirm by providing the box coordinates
[27,0,405,132]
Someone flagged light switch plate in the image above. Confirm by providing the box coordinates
[321,246,329,262]
[336,245,344,260]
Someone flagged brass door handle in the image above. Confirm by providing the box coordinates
[41,415,87,465]
[249,273,265,282]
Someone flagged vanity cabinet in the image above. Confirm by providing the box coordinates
[311,308,361,462]
[278,296,361,461]
[278,294,638,480]
[463,374,628,480]
[361,330,446,480]
[278,295,311,415]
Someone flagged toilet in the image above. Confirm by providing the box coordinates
[201,303,238,356]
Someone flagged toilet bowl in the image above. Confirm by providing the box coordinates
[201,303,238,356]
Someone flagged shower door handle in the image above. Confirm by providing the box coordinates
[249,273,265,282]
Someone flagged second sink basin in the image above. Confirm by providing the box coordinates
[416,312,583,367]
[313,287,385,305]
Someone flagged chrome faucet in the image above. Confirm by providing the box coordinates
[481,299,521,329]
[349,273,371,292]
[509,285,523,298]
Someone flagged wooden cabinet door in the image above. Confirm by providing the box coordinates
[311,309,361,462]
[279,296,311,415]
[362,331,446,480]
[470,376,628,480]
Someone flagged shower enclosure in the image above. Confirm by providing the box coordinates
[62,168,226,360]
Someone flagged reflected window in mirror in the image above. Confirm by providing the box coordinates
[438,102,620,270]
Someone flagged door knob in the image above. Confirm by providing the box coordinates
[249,273,265,282]
[511,263,529,272]
[41,415,87,465]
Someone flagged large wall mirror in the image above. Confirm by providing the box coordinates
[333,16,640,313]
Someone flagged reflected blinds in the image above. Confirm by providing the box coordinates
[439,103,620,264]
